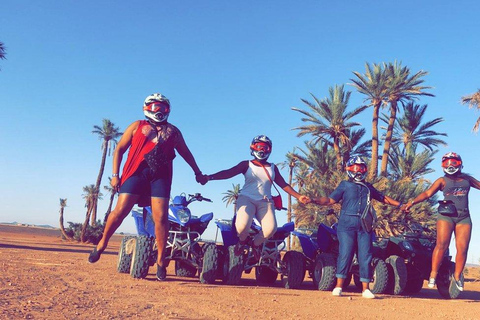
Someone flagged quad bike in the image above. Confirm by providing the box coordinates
[207,218,305,289]
[375,220,460,299]
[116,193,219,283]
[293,222,390,294]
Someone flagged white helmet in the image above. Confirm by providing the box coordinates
[250,135,272,160]
[143,93,171,123]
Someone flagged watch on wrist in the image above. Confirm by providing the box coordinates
[112,173,119,177]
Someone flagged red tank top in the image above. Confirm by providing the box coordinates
[120,120,179,184]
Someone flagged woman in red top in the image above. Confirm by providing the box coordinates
[88,93,204,281]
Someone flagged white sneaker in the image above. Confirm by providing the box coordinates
[362,289,375,299]
[332,287,342,296]
[427,278,436,288]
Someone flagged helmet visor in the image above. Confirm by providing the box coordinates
[346,164,367,173]
[442,158,462,168]
[144,102,170,114]
[251,142,271,153]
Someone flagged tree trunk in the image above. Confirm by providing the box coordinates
[368,101,381,180]
[59,208,72,240]
[81,204,93,243]
[333,140,343,172]
[91,141,109,226]
[287,163,294,250]
[103,191,115,224]
[380,100,398,176]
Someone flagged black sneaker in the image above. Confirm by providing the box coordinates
[88,247,102,263]
[156,264,167,281]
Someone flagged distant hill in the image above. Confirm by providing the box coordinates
[0,222,56,229]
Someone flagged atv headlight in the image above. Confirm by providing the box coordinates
[177,209,191,224]
[401,241,414,252]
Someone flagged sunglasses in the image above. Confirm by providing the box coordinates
[251,142,271,152]
[346,164,367,173]
[442,159,462,167]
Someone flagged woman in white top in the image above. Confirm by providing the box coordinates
[201,135,309,255]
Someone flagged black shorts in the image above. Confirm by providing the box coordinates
[119,162,172,199]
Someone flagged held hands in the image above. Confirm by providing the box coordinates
[298,195,311,205]
[195,173,209,185]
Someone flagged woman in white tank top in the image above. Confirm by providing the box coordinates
[199,135,309,257]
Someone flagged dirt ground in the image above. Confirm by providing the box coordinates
[1,224,479,320]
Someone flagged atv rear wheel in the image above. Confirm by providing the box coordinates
[281,250,305,289]
[117,236,134,274]
[255,266,278,285]
[130,236,154,279]
[313,252,337,291]
[199,243,219,284]
[175,260,197,278]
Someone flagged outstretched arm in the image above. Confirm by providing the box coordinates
[207,161,249,182]
[404,177,445,211]
[272,166,309,204]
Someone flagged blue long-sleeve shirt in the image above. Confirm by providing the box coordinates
[329,180,385,216]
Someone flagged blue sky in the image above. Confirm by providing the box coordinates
[1,1,479,264]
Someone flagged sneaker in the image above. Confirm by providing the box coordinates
[88,247,102,263]
[362,289,375,299]
[453,274,464,292]
[427,277,436,288]
[332,287,342,296]
[156,264,167,281]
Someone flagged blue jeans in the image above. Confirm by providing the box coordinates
[336,214,373,283]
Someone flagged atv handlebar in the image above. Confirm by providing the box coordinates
[188,193,213,203]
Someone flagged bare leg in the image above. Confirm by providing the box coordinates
[96,193,139,252]
[361,282,369,292]
[150,197,169,267]
[453,223,472,280]
[430,220,454,279]
[335,278,345,289]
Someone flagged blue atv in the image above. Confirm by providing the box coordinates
[207,218,305,289]
[293,222,390,294]
[116,193,219,283]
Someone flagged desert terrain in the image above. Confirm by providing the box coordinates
[1,224,479,320]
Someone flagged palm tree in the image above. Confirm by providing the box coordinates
[350,62,389,179]
[0,41,6,71]
[461,89,480,132]
[91,119,122,226]
[103,177,117,224]
[222,184,241,214]
[387,145,437,182]
[292,85,369,171]
[59,198,72,240]
[380,61,434,176]
[81,184,103,242]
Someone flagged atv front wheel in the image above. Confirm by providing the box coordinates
[281,250,305,289]
[386,255,407,295]
[313,252,337,291]
[437,261,461,299]
[222,245,244,285]
[199,243,219,284]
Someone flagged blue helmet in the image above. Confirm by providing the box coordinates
[346,156,367,181]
